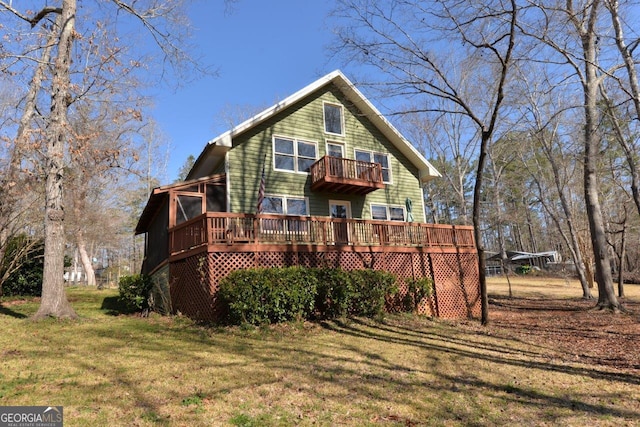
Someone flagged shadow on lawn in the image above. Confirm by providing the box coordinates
[0,304,28,319]
[318,317,640,421]
[321,317,640,387]
[49,308,640,425]
[100,296,136,316]
[489,294,594,312]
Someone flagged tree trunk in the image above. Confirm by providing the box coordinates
[607,0,640,217]
[541,132,592,297]
[474,131,490,325]
[493,176,512,297]
[0,25,56,298]
[76,230,96,287]
[617,220,626,298]
[33,2,78,320]
[528,149,593,298]
[581,10,621,312]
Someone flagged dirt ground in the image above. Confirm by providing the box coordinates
[486,279,640,375]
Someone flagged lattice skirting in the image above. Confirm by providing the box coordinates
[167,249,480,322]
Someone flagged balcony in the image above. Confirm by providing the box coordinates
[169,212,475,255]
[309,156,385,195]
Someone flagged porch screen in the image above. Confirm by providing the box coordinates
[176,195,202,225]
[206,185,225,212]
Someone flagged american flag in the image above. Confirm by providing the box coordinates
[256,161,266,214]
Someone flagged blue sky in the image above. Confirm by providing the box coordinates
[151,1,347,181]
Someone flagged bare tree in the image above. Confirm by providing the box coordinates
[521,0,621,310]
[333,0,519,323]
[0,0,203,318]
[514,71,594,298]
[605,0,640,217]
[65,101,146,287]
[403,108,476,226]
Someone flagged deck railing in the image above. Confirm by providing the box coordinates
[309,156,385,193]
[169,213,475,255]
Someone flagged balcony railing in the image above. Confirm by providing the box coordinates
[309,156,385,195]
[169,212,475,255]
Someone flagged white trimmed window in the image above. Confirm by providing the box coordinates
[355,149,392,183]
[273,137,317,173]
[323,102,344,136]
[326,141,344,158]
[262,195,309,233]
[371,204,405,221]
[262,195,309,216]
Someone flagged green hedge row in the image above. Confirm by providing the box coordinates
[218,267,401,325]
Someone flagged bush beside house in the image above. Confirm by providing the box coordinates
[219,267,424,326]
[118,274,153,313]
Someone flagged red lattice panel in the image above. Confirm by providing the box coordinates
[413,253,436,316]
[209,252,255,282]
[430,252,480,318]
[170,254,216,321]
[297,252,324,268]
[256,252,298,268]
[168,247,479,322]
[385,253,413,279]
[380,253,437,316]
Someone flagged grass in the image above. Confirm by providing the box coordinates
[486,274,638,298]
[0,280,638,426]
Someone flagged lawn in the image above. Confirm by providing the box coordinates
[0,278,639,426]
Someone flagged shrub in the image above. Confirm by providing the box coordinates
[1,236,44,297]
[402,277,434,312]
[347,269,397,318]
[313,267,352,319]
[219,267,318,325]
[219,267,400,325]
[118,274,153,313]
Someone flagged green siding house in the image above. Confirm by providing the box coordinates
[136,71,480,321]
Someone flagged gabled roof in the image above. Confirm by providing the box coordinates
[187,70,441,183]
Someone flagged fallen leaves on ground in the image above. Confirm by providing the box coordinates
[485,295,640,373]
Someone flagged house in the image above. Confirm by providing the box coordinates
[486,250,562,275]
[135,70,480,321]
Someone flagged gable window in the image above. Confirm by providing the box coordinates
[324,103,344,136]
[274,137,317,173]
[371,204,405,221]
[355,149,392,183]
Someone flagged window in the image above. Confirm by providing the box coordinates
[263,196,284,214]
[262,195,309,216]
[355,149,392,183]
[324,103,344,135]
[262,195,309,234]
[273,137,317,173]
[371,204,405,221]
[326,142,344,158]
[176,195,203,225]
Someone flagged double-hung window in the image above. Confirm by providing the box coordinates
[371,204,405,221]
[355,149,392,183]
[274,137,317,173]
[323,102,344,136]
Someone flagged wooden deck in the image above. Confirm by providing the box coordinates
[169,212,475,256]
